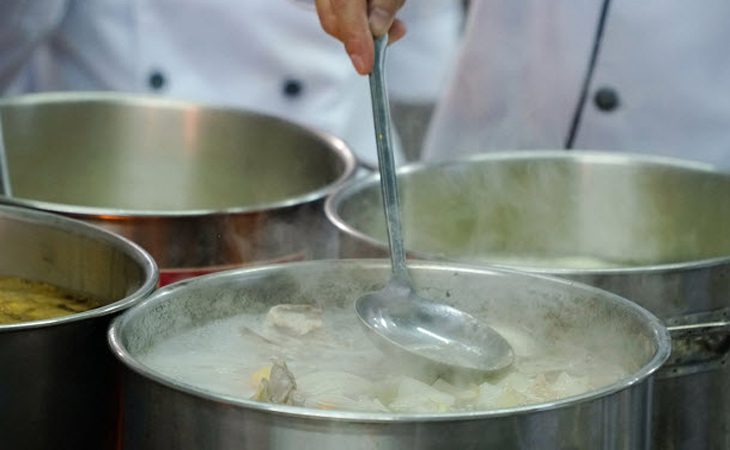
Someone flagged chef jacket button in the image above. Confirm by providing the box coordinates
[593,87,619,112]
[282,79,303,98]
[148,71,166,90]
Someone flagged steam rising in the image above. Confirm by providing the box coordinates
[341,154,730,270]
[123,261,660,414]
[332,153,730,320]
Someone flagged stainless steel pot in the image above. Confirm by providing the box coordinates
[109,260,669,450]
[0,92,357,284]
[0,204,157,450]
[325,151,730,449]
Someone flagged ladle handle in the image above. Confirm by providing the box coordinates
[0,109,11,197]
[369,35,410,284]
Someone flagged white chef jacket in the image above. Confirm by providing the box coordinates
[423,0,730,168]
[0,0,462,167]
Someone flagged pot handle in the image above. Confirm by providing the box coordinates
[659,309,730,379]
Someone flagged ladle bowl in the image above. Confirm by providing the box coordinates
[356,280,514,376]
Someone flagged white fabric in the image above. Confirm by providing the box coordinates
[0,0,462,167]
[424,0,730,168]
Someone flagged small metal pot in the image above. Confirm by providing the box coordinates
[0,92,357,284]
[325,151,730,449]
[0,205,157,449]
[109,260,669,450]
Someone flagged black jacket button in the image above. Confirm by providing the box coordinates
[593,87,619,112]
[149,71,166,90]
[282,79,303,98]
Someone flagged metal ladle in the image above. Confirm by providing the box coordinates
[355,35,514,376]
[0,109,11,197]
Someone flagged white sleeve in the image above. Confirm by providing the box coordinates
[0,0,69,93]
[386,0,464,104]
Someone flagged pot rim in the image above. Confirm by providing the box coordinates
[325,150,730,275]
[108,258,671,423]
[0,91,358,218]
[0,204,159,332]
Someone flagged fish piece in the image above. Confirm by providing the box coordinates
[265,304,323,336]
[251,359,303,406]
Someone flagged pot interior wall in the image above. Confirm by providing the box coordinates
[338,155,730,266]
[0,208,150,304]
[1,94,348,211]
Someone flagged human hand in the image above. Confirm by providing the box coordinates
[315,0,407,75]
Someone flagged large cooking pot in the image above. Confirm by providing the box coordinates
[325,151,730,449]
[109,260,669,450]
[0,92,357,284]
[0,204,157,449]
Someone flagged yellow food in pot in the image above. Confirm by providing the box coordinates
[250,365,273,388]
[0,276,102,324]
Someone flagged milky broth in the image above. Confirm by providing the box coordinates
[140,300,629,414]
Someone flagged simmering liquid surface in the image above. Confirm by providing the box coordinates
[141,303,629,414]
[0,276,102,324]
